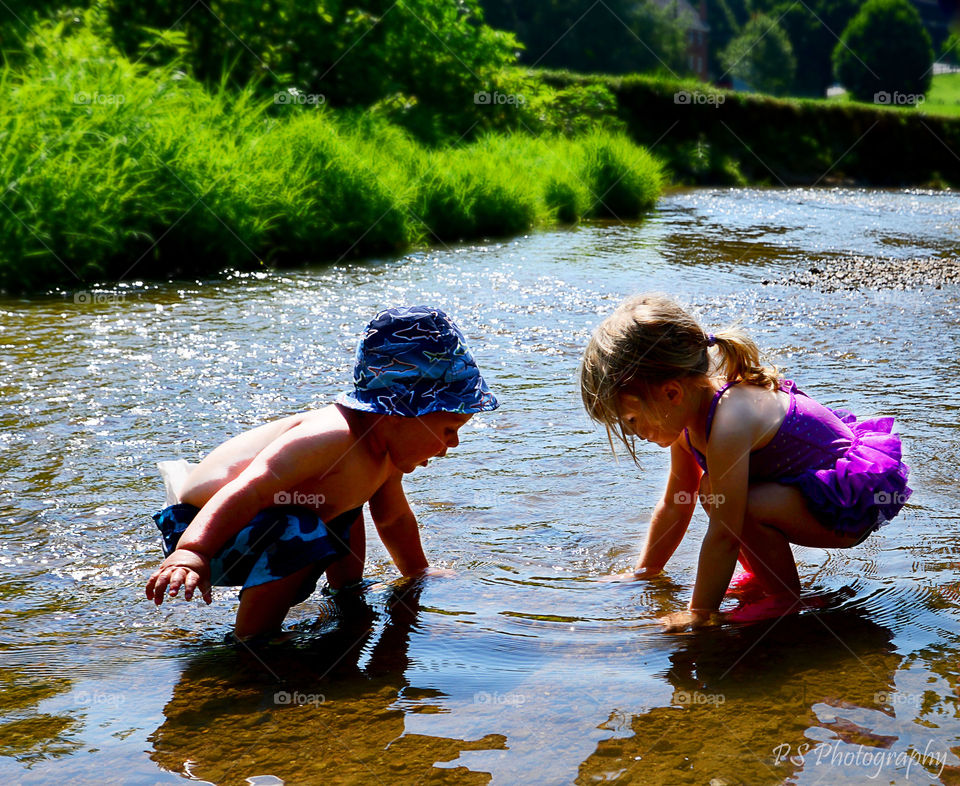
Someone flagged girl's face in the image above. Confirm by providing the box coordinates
[616,386,685,447]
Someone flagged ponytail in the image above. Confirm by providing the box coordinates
[709,327,781,390]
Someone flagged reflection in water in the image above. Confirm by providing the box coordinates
[1,188,960,782]
[0,668,77,763]
[580,603,901,784]
[151,578,495,784]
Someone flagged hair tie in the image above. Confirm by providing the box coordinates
[706,333,717,347]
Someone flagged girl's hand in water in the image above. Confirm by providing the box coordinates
[598,567,662,583]
[422,566,456,578]
[659,608,720,632]
[146,549,213,606]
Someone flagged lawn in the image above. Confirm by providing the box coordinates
[924,72,960,118]
[825,72,960,118]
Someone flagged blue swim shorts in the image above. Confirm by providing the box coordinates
[152,503,360,605]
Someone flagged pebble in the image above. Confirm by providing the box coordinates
[767,256,960,292]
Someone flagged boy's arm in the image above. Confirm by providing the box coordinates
[368,471,429,576]
[634,439,702,575]
[176,425,346,556]
[147,425,348,605]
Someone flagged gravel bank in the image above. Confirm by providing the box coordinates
[769,256,960,292]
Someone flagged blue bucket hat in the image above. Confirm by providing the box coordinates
[336,306,499,417]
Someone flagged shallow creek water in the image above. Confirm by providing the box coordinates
[1,187,959,785]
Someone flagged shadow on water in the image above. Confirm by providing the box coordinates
[578,602,903,784]
[147,579,952,786]
[150,579,496,784]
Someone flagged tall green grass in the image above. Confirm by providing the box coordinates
[0,27,663,294]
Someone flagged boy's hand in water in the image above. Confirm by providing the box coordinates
[146,549,213,606]
[659,608,720,632]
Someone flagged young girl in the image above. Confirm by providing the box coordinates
[580,293,911,630]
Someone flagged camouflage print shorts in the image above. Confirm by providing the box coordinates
[153,503,359,604]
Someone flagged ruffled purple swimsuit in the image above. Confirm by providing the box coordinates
[684,380,911,538]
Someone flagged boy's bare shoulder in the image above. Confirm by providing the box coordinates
[279,404,360,449]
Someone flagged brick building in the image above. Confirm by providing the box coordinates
[651,0,710,80]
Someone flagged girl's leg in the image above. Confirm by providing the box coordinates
[738,483,861,598]
[737,507,801,598]
[233,563,316,640]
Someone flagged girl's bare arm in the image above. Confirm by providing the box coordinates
[635,439,702,574]
[689,405,753,614]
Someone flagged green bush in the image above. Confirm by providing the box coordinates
[250,116,411,261]
[833,0,933,103]
[414,140,542,241]
[941,33,960,67]
[578,132,663,218]
[541,68,960,188]
[103,0,522,143]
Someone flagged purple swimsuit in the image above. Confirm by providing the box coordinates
[684,379,911,538]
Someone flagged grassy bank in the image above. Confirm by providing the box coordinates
[0,29,662,294]
[826,72,960,119]
[540,70,960,188]
[922,72,960,118]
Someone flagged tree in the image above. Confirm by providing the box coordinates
[942,32,960,67]
[719,13,796,95]
[479,0,689,76]
[705,0,754,81]
[833,0,934,102]
[749,0,862,97]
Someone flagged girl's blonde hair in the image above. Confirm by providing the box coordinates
[580,293,781,460]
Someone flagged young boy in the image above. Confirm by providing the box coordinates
[145,306,499,641]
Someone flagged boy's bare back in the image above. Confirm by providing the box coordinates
[179,404,392,522]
